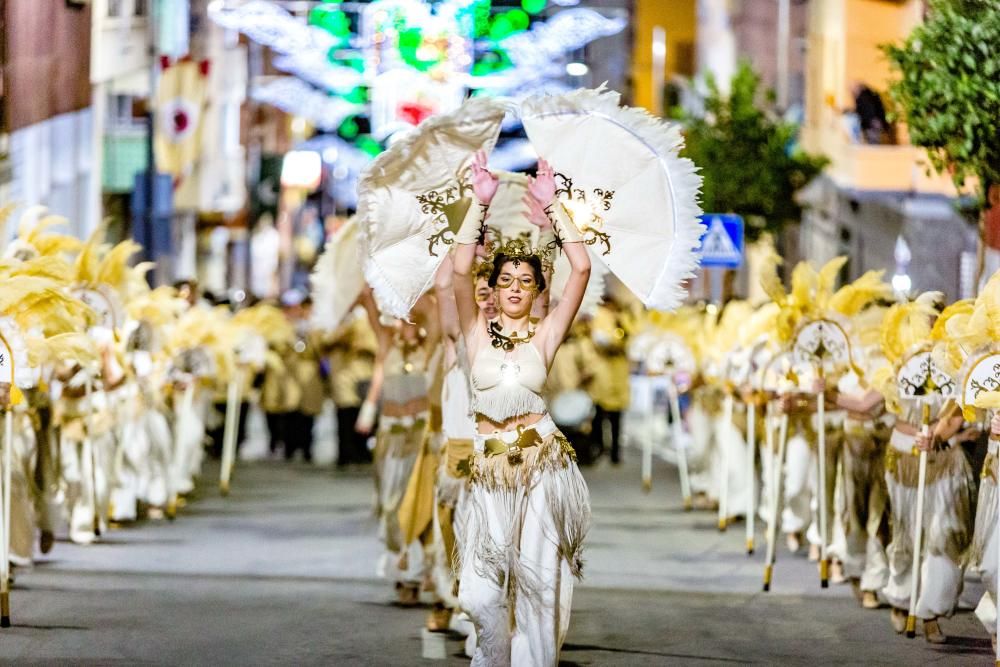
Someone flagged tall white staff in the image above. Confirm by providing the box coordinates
[761,351,794,592]
[648,335,696,507]
[666,377,692,510]
[219,365,241,497]
[792,318,853,588]
[744,394,757,554]
[896,349,956,638]
[718,387,734,532]
[743,341,771,555]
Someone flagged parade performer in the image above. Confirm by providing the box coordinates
[831,296,893,607]
[358,88,703,664]
[426,255,494,638]
[452,151,592,666]
[357,289,440,605]
[929,271,1000,650]
[873,294,974,643]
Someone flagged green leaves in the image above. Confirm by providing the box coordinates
[884,0,1000,203]
[673,62,828,243]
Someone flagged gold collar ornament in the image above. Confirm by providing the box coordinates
[488,320,536,352]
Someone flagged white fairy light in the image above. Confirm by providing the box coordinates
[251,78,364,131]
[565,62,589,76]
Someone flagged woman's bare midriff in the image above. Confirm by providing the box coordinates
[476,412,546,435]
[382,397,430,418]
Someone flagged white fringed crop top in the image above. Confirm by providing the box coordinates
[470,338,548,422]
[382,342,430,405]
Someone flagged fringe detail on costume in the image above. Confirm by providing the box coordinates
[471,385,548,424]
[843,430,886,536]
[460,431,590,616]
[374,418,427,522]
[398,429,443,545]
[971,460,997,569]
[885,445,975,565]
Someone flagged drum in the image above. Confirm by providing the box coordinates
[551,389,595,429]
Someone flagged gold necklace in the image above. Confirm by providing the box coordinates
[488,319,536,352]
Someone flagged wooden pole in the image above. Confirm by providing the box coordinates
[668,378,692,510]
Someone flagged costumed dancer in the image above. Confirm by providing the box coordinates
[356,288,438,605]
[929,272,1000,649]
[762,258,845,564]
[830,292,894,608]
[309,219,375,468]
[453,151,592,666]
[426,255,495,639]
[359,89,703,664]
[873,294,974,643]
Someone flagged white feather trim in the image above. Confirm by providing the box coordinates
[520,86,704,312]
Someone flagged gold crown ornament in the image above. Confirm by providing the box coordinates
[486,234,554,277]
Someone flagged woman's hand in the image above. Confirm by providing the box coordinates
[914,431,934,452]
[527,158,556,206]
[470,150,499,205]
[523,193,552,229]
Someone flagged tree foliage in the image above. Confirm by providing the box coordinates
[673,62,828,243]
[884,0,1000,202]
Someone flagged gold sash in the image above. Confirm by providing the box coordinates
[483,426,542,465]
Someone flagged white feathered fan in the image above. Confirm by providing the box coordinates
[520,86,704,311]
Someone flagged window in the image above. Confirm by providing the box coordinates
[134,0,148,17]
[108,0,123,18]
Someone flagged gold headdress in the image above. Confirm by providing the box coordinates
[485,232,554,277]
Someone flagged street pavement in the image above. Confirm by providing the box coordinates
[1,452,992,665]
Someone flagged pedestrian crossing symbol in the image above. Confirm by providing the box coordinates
[697,214,744,268]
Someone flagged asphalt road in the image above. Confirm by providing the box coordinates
[1,453,992,665]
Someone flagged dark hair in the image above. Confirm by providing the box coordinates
[488,254,547,292]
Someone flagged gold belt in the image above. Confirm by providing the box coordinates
[483,426,542,465]
[429,405,443,431]
[389,418,426,435]
[447,438,474,478]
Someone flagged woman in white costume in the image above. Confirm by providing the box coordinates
[428,257,497,642]
[453,152,591,667]
[875,295,974,643]
[356,289,440,605]
[832,334,892,608]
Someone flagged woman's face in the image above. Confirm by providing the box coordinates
[494,260,536,319]
[475,277,499,320]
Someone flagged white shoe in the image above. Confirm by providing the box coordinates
[450,612,474,637]
[465,629,477,658]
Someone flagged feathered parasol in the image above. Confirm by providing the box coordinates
[357,96,509,317]
[519,86,704,311]
[309,217,365,332]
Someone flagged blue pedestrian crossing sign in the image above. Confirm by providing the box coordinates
[698,214,744,268]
